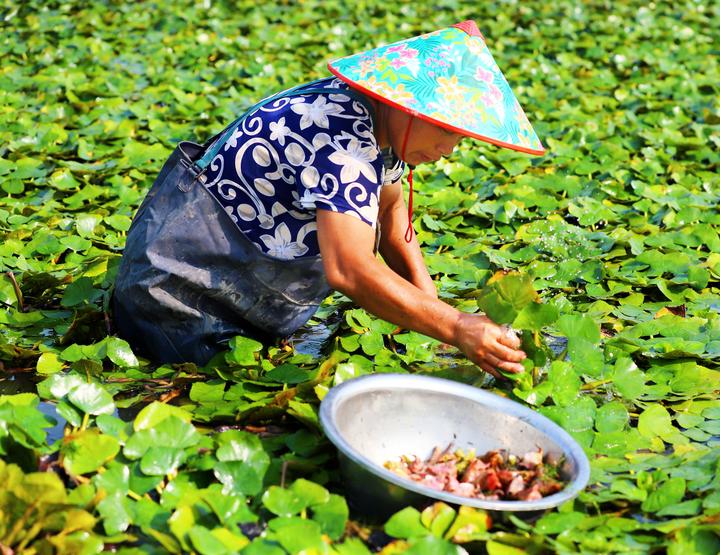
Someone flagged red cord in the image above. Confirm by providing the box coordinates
[404,168,414,243]
[400,116,415,243]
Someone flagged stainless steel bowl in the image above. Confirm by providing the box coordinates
[320,374,590,517]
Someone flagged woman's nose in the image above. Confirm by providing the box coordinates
[437,144,456,158]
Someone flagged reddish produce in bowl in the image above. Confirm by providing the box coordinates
[385,443,565,501]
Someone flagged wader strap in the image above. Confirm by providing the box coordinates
[195,81,376,172]
[373,222,382,256]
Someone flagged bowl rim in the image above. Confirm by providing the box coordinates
[319,373,591,511]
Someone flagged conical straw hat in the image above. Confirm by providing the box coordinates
[328,20,544,155]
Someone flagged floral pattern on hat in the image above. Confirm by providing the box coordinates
[328,22,544,155]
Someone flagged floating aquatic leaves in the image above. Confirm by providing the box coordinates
[1,0,719,552]
[0,459,104,553]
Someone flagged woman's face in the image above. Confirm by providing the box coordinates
[387,109,463,166]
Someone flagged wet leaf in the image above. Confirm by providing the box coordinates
[267,516,324,552]
[106,337,139,367]
[405,535,459,555]
[133,401,193,431]
[385,507,428,539]
[68,382,115,415]
[97,491,134,535]
[486,541,528,555]
[443,506,490,542]
[595,401,629,433]
[333,361,370,385]
[535,511,585,534]
[547,360,581,406]
[189,381,226,402]
[169,505,195,550]
[213,430,270,495]
[61,277,103,307]
[264,363,314,384]
[62,430,120,476]
[36,351,65,375]
[420,503,456,538]
[638,405,687,445]
[477,272,538,325]
[513,301,559,331]
[611,357,647,400]
[140,446,186,476]
[226,336,263,366]
[37,373,85,399]
[641,477,686,513]
[262,486,306,517]
[290,478,330,506]
[667,528,720,555]
[125,416,200,459]
[123,141,171,166]
[311,493,348,540]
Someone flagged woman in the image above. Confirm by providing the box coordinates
[113,20,545,378]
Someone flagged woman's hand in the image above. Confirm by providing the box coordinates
[452,313,526,379]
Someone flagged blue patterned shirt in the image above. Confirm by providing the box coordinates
[203,77,405,259]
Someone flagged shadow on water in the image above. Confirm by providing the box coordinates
[545,334,568,357]
[0,372,134,445]
[0,320,339,447]
[0,373,67,444]
[288,321,338,358]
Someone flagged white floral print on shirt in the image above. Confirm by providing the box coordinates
[204,78,405,260]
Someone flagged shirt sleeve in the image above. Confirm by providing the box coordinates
[286,94,385,229]
[381,147,406,185]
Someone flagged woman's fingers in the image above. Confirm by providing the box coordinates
[499,360,525,374]
[453,313,527,378]
[478,362,503,379]
[497,327,521,349]
[490,341,526,362]
[483,352,525,374]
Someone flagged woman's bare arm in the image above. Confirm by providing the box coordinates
[316,209,525,378]
[377,180,437,298]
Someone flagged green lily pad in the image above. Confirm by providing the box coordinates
[595,401,629,433]
[264,363,314,384]
[68,382,115,415]
[385,507,428,539]
[267,516,324,553]
[140,446,186,476]
[405,535,459,555]
[262,486,306,517]
[213,431,270,496]
[225,336,263,366]
[62,430,120,476]
[97,491,134,535]
[420,503,456,538]
[36,351,65,375]
[641,477,686,513]
[311,493,349,540]
[133,402,193,431]
[125,416,200,459]
[477,271,538,325]
[106,337,139,367]
[61,277,103,307]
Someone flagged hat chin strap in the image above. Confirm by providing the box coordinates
[400,116,415,243]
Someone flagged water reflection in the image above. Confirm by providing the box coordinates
[288,321,337,358]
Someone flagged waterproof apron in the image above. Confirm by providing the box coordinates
[113,82,376,365]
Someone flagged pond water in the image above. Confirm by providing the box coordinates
[0,329,570,448]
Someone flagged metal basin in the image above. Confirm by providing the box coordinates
[320,374,590,518]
